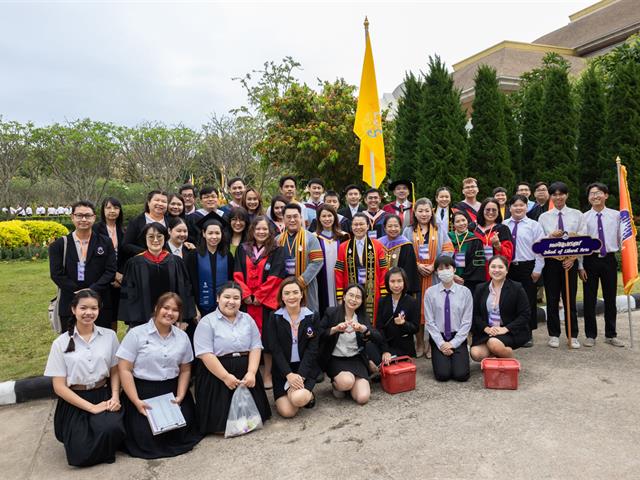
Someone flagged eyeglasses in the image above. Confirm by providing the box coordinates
[73,214,95,220]
[181,193,194,198]
[588,191,605,197]
[146,234,165,241]
[345,292,363,300]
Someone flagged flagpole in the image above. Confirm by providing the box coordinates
[370,151,376,187]
[617,156,634,349]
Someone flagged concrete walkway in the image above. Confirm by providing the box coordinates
[2,311,640,480]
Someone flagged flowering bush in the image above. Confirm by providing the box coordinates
[20,220,69,246]
[0,221,31,249]
[0,220,68,259]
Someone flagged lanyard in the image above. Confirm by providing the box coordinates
[78,233,91,262]
[455,231,469,251]
[285,234,297,257]
[480,225,495,246]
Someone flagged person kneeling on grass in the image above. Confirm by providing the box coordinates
[470,255,530,361]
[319,283,385,405]
[267,277,320,417]
[424,255,473,382]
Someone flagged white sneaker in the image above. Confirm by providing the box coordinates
[571,338,581,349]
[604,337,625,347]
[583,338,595,347]
[548,336,560,348]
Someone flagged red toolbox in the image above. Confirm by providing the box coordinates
[481,358,521,390]
[380,356,416,394]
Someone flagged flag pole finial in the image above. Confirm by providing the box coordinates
[364,16,369,32]
[616,155,621,165]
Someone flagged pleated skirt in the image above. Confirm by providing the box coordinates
[327,354,369,380]
[195,355,271,434]
[121,377,203,459]
[272,361,316,400]
[53,384,125,467]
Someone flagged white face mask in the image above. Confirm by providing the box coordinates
[437,269,455,284]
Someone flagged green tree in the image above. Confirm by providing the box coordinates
[255,79,361,194]
[503,94,522,183]
[415,56,468,199]
[602,57,640,213]
[576,66,606,208]
[535,54,578,205]
[468,65,513,192]
[391,72,423,182]
[0,119,32,209]
[31,119,120,204]
[518,79,544,182]
[119,122,199,191]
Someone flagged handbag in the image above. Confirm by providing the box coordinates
[48,236,68,333]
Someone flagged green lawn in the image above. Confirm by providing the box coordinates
[0,259,631,381]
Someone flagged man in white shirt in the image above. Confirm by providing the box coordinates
[538,181,585,349]
[505,194,545,347]
[581,183,624,347]
[338,184,364,234]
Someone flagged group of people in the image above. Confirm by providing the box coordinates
[46,174,625,467]
[2,204,72,216]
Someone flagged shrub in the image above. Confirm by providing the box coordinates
[20,220,69,246]
[0,221,31,249]
[122,204,144,222]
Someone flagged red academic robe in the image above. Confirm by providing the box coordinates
[335,237,388,326]
[233,244,286,334]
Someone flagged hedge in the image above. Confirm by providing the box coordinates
[0,220,68,259]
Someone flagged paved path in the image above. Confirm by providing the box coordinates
[2,311,640,480]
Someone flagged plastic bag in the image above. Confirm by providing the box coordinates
[224,386,263,438]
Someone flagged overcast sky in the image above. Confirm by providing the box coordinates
[0,0,595,128]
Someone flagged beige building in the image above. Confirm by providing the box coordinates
[382,0,640,116]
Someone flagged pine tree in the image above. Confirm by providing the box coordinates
[519,79,543,183]
[468,65,513,193]
[576,66,606,209]
[391,72,424,182]
[415,56,469,199]
[535,54,578,206]
[602,58,640,214]
[503,94,522,184]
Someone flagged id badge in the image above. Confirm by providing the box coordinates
[357,267,367,285]
[418,244,430,260]
[455,252,466,268]
[483,246,494,261]
[489,311,501,327]
[367,230,377,240]
[77,261,85,282]
[285,258,296,275]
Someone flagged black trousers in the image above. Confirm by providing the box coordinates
[429,336,470,382]
[508,260,537,333]
[543,258,578,338]
[583,253,618,339]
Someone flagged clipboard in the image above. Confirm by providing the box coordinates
[144,392,187,435]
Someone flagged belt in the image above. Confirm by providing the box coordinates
[218,351,249,358]
[511,260,535,266]
[70,378,107,391]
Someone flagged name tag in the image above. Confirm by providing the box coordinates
[455,252,466,268]
[285,258,296,275]
[483,246,494,261]
[489,311,501,327]
[357,267,367,285]
[418,244,430,260]
[77,261,85,282]
[367,230,377,240]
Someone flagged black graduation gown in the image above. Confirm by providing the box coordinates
[119,252,195,326]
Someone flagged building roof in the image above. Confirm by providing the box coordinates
[534,0,640,55]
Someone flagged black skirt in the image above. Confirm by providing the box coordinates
[53,383,125,467]
[472,332,520,349]
[121,377,203,459]
[195,355,271,434]
[272,361,316,400]
[327,355,369,380]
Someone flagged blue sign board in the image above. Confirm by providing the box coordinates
[532,235,602,258]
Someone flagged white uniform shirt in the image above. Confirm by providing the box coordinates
[539,206,586,267]
[194,309,262,357]
[503,216,546,274]
[116,319,193,381]
[424,283,473,349]
[582,207,622,254]
[44,326,119,387]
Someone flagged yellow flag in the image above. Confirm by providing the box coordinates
[353,17,386,188]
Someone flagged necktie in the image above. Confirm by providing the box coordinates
[444,289,451,341]
[597,213,607,256]
[557,211,564,231]
[511,220,520,259]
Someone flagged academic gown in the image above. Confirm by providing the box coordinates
[335,237,388,326]
[377,235,420,295]
[185,248,235,315]
[233,244,286,334]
